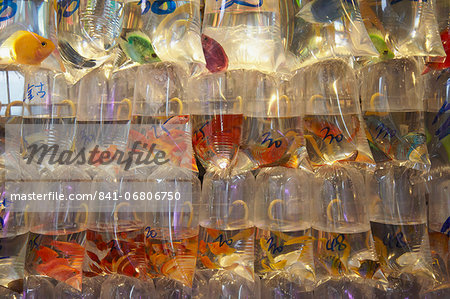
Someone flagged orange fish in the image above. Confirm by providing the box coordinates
[35,246,59,262]
[1,31,55,65]
[208,242,236,255]
[51,240,85,256]
[200,255,217,269]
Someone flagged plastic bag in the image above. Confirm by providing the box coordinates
[360,58,430,171]
[202,0,286,73]
[359,0,445,58]
[56,0,126,83]
[241,71,309,169]
[130,63,197,172]
[0,0,62,71]
[368,165,437,294]
[114,0,205,74]
[293,58,374,167]
[311,164,382,293]
[287,0,378,68]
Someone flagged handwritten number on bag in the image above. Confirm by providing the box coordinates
[326,234,347,251]
[321,127,343,144]
[214,234,233,247]
[0,0,17,22]
[145,226,157,238]
[261,132,282,148]
[266,237,283,254]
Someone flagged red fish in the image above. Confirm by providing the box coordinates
[423,30,450,74]
[202,34,228,73]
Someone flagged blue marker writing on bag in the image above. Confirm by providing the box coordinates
[138,0,176,15]
[0,0,17,22]
[26,82,46,102]
[218,0,263,10]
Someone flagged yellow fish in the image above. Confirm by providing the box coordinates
[1,31,55,65]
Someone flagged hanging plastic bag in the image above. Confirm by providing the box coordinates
[130,63,197,172]
[202,0,286,74]
[360,58,430,171]
[293,58,375,168]
[56,0,126,83]
[287,0,378,68]
[114,0,205,74]
[359,0,445,58]
[241,71,309,170]
[0,0,62,71]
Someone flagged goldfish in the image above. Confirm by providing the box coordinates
[120,31,160,64]
[1,31,55,65]
[318,254,347,276]
[202,34,228,73]
[350,259,381,279]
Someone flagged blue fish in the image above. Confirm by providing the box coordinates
[440,216,450,236]
[299,0,354,24]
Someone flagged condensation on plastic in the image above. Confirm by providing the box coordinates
[131,63,197,172]
[0,0,63,71]
[360,58,431,171]
[367,164,437,291]
[241,71,309,170]
[145,165,201,287]
[286,0,378,69]
[254,167,315,293]
[188,70,245,171]
[114,0,205,75]
[198,169,256,283]
[359,0,445,58]
[202,0,287,74]
[292,58,374,167]
[56,0,126,83]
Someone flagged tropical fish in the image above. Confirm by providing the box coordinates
[298,0,353,24]
[120,31,160,64]
[350,259,381,279]
[369,33,394,61]
[201,34,228,73]
[0,31,55,65]
[304,118,359,143]
[318,254,347,276]
[423,30,450,74]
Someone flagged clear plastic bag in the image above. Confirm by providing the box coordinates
[359,0,445,58]
[241,71,309,170]
[114,0,205,74]
[56,0,126,83]
[197,169,257,293]
[287,0,378,68]
[293,58,374,167]
[254,167,315,296]
[202,0,286,73]
[311,163,381,293]
[189,71,244,171]
[360,58,430,171]
[145,165,201,288]
[130,63,197,172]
[0,0,62,71]
[368,164,437,295]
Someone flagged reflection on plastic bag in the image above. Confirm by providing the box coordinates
[202,0,286,73]
[293,59,374,167]
[359,0,445,58]
[287,0,378,68]
[360,58,430,170]
[114,0,205,74]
